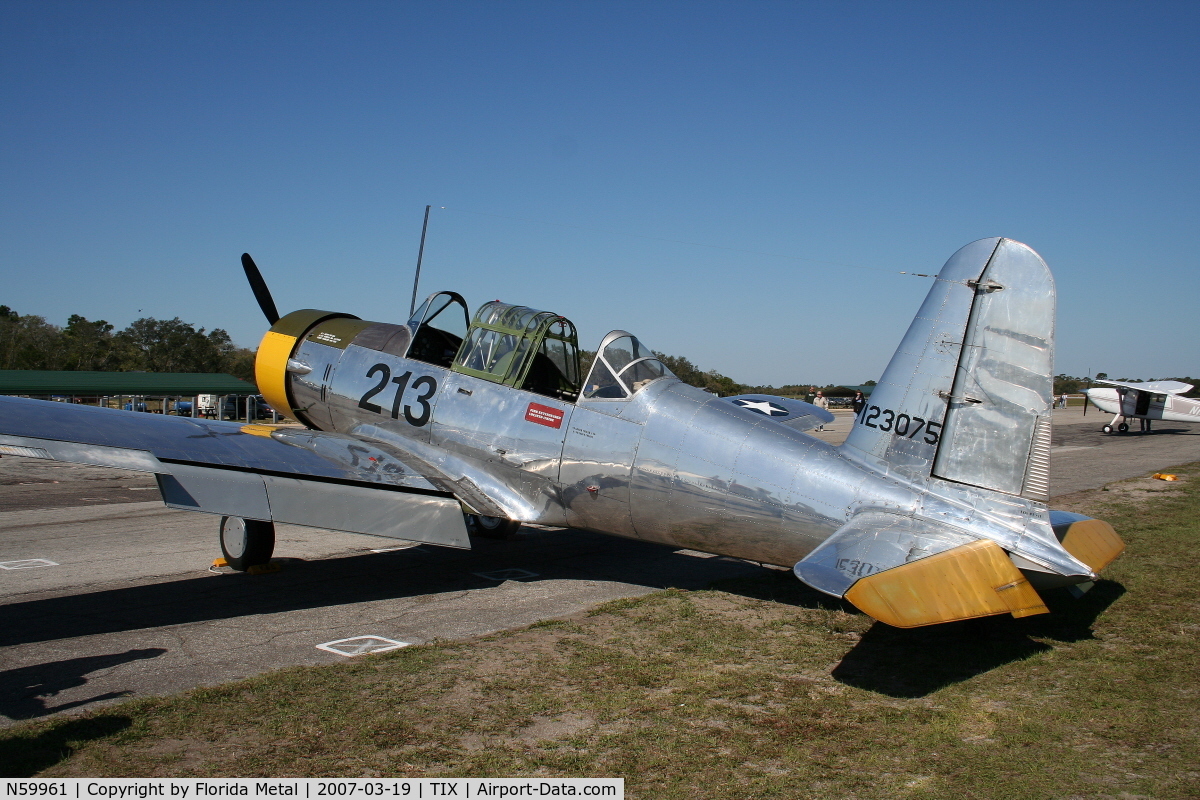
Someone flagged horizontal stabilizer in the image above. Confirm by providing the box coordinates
[794,510,1050,627]
[844,539,1049,627]
[722,394,834,432]
[794,511,977,597]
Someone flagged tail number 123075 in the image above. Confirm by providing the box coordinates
[858,404,941,445]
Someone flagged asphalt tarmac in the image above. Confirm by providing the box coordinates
[2,405,1197,726]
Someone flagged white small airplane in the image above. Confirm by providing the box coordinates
[1085,379,1200,433]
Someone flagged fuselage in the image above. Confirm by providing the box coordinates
[283,329,1071,577]
[1086,387,1200,424]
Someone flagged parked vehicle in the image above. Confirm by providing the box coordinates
[197,394,219,417]
[221,395,274,420]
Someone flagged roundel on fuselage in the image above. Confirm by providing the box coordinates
[732,398,789,417]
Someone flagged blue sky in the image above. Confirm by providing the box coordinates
[2,0,1196,386]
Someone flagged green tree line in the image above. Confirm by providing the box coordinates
[0,305,255,380]
[4,303,879,397]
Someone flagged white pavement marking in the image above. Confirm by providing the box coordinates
[315,635,411,657]
[1052,446,1098,453]
[474,568,540,581]
[0,558,59,570]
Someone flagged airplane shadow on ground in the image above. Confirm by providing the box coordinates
[2,526,1124,702]
[714,569,1125,698]
[0,528,772,649]
[1052,424,1197,447]
[0,713,132,777]
[832,579,1125,697]
[0,649,166,722]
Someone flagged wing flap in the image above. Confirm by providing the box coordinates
[261,474,468,547]
[157,462,272,518]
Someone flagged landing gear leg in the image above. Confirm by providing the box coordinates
[465,514,522,540]
[219,516,275,570]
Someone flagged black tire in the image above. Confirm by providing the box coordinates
[219,516,275,571]
[1117,423,1129,433]
[465,514,522,540]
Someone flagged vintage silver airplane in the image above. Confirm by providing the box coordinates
[1085,379,1200,433]
[0,237,1124,628]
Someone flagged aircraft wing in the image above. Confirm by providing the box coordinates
[722,394,835,432]
[1093,379,1194,394]
[0,395,472,548]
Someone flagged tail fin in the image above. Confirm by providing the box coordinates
[843,238,1054,501]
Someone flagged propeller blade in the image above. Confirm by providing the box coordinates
[241,253,280,325]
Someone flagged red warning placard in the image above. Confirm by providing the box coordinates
[525,402,565,428]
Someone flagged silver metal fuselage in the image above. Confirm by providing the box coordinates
[287,338,1030,571]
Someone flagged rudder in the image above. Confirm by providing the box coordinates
[843,238,1055,501]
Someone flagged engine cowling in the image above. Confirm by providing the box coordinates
[254,309,362,428]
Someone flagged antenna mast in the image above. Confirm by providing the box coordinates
[409,205,431,317]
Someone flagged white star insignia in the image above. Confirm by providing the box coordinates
[734,399,788,416]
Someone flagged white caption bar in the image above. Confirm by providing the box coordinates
[1,779,623,800]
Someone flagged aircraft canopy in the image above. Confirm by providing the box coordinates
[583,331,676,400]
[453,301,582,401]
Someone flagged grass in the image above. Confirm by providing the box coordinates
[2,464,1199,798]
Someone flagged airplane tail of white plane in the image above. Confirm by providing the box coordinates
[842,237,1055,501]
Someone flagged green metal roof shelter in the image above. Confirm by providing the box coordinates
[0,371,257,396]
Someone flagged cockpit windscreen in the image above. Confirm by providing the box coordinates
[583,333,675,399]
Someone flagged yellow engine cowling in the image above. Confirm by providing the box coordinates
[253,309,362,426]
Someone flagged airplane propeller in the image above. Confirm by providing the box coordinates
[241,253,280,325]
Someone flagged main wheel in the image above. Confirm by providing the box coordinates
[465,514,522,540]
[219,516,275,571]
[1117,422,1129,433]
[1103,425,1113,434]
